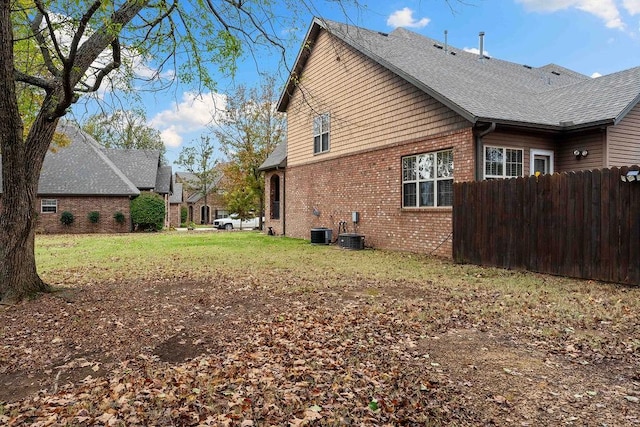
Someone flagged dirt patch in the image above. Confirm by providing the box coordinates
[153,333,211,363]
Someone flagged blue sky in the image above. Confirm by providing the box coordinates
[72,0,640,166]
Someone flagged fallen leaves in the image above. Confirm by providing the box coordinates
[1,265,640,426]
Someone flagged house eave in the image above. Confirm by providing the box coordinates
[476,117,615,133]
[613,93,640,125]
[277,18,324,112]
[36,192,139,197]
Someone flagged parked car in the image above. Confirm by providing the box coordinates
[213,214,262,230]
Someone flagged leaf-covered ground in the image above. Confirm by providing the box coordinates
[1,235,640,426]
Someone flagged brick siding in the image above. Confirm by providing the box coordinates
[35,196,132,234]
[282,127,474,257]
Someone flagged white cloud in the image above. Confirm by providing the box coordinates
[159,126,183,148]
[623,0,640,15]
[150,91,226,148]
[129,54,175,81]
[516,0,624,29]
[463,47,491,57]
[387,7,430,28]
[591,72,603,77]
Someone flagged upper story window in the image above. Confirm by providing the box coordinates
[484,146,523,179]
[313,113,330,154]
[402,149,454,207]
[41,199,58,213]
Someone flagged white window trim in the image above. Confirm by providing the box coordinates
[402,149,454,208]
[313,113,330,154]
[530,149,554,176]
[41,199,58,214]
[484,145,524,179]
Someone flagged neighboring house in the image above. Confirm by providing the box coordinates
[262,17,640,256]
[168,180,184,227]
[174,171,227,225]
[0,122,172,233]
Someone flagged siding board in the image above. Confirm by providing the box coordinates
[286,30,469,167]
[608,103,640,167]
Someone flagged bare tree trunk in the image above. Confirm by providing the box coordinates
[0,0,49,302]
[0,107,59,302]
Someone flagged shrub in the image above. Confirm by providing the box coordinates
[113,211,126,225]
[60,211,74,226]
[180,206,188,225]
[87,211,100,224]
[130,192,165,232]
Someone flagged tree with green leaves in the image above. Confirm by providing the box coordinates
[82,109,166,162]
[175,135,218,225]
[225,187,257,230]
[0,0,347,302]
[213,76,285,230]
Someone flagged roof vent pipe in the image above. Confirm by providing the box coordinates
[479,31,485,61]
[444,30,448,54]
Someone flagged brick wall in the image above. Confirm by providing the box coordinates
[284,127,474,257]
[35,196,132,234]
[168,202,184,228]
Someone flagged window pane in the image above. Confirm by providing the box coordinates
[321,133,329,152]
[437,179,453,206]
[321,114,330,133]
[437,150,453,178]
[534,157,548,175]
[419,181,434,206]
[314,135,320,153]
[485,147,503,176]
[403,183,417,207]
[403,157,416,181]
[313,116,321,136]
[418,154,434,179]
[505,149,523,177]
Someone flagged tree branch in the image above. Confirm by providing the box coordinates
[28,10,60,77]
[14,69,55,91]
[75,38,121,93]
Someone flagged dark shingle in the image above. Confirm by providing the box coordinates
[258,141,287,171]
[103,148,160,189]
[155,165,173,194]
[280,18,640,130]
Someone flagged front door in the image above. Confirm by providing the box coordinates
[530,149,554,175]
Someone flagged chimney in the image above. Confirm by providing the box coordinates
[444,30,448,54]
[479,31,485,60]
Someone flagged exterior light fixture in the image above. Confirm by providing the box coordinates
[574,149,588,159]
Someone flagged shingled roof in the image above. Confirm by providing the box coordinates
[102,148,162,190]
[258,141,287,171]
[0,122,171,196]
[0,122,139,196]
[279,18,640,131]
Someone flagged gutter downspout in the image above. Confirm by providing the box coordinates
[281,170,286,236]
[475,122,496,181]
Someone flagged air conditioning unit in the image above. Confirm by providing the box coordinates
[310,227,332,244]
[338,233,364,250]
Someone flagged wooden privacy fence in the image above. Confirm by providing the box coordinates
[453,167,640,285]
